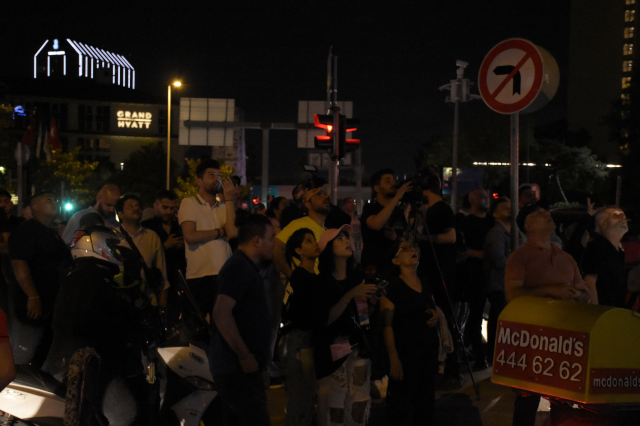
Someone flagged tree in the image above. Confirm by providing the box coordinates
[115,142,179,207]
[174,158,236,200]
[31,147,99,208]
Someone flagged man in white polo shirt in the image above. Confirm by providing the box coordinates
[179,159,238,317]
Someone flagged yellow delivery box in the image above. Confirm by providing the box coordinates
[491,296,640,404]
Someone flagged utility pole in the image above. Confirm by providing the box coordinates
[327,49,340,205]
[439,60,481,212]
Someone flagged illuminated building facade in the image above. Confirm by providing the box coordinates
[568,0,638,162]
[34,38,135,89]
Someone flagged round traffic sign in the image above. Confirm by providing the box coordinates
[478,38,559,114]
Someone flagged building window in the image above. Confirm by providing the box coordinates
[625,27,635,38]
[627,0,636,5]
[622,93,632,104]
[98,138,111,150]
[79,105,94,131]
[51,103,68,131]
[626,10,636,22]
[95,106,111,132]
[624,60,633,72]
[624,43,634,55]
[622,76,632,89]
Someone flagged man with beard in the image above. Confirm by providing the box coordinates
[117,194,170,307]
[62,184,121,244]
[179,159,238,318]
[272,177,330,277]
[142,190,186,284]
[482,197,525,362]
[460,188,494,371]
[9,192,71,366]
[360,169,412,278]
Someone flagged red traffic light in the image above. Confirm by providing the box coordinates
[252,197,260,205]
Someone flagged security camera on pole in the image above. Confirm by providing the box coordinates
[439,60,482,212]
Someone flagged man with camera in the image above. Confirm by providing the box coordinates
[361,169,412,278]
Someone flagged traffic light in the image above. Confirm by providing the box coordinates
[340,115,360,155]
[314,114,334,151]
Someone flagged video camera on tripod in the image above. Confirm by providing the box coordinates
[395,165,441,207]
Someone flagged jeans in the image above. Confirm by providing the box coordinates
[317,351,371,426]
[214,371,271,426]
[263,263,285,378]
[278,329,315,426]
[486,291,507,361]
[187,275,217,319]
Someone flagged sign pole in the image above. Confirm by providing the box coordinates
[261,128,269,206]
[451,93,460,212]
[329,52,339,205]
[510,112,519,252]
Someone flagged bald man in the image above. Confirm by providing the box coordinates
[62,184,121,244]
[9,192,71,366]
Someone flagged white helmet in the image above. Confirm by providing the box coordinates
[70,226,124,270]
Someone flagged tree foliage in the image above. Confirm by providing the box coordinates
[32,147,99,207]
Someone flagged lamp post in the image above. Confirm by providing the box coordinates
[166,81,181,190]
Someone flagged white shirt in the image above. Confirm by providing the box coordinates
[178,194,232,279]
[121,225,170,291]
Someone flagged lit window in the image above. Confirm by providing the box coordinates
[625,27,635,38]
[623,60,633,72]
[624,43,634,55]
[622,93,632,104]
[622,110,630,120]
[626,10,636,22]
[622,76,632,88]
[627,0,636,5]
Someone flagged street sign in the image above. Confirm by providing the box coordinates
[478,38,559,114]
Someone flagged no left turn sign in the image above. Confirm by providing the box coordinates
[478,38,558,114]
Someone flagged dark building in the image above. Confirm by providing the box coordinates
[568,0,637,162]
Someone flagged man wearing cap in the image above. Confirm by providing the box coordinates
[61,184,121,244]
[272,177,329,278]
[505,207,589,426]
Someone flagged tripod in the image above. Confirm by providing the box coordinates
[408,201,481,400]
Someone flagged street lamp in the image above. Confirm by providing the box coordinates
[166,81,181,190]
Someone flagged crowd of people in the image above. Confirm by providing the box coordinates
[0,159,637,426]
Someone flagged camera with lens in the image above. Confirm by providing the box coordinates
[396,165,441,206]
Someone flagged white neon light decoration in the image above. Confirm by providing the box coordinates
[128,69,131,88]
[132,70,135,89]
[112,66,115,84]
[63,55,66,75]
[85,57,88,77]
[34,39,49,78]
[47,56,50,76]
[67,39,83,76]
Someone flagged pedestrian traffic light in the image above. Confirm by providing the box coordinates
[340,115,360,155]
[314,114,335,151]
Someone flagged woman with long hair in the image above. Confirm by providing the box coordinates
[381,240,440,425]
[314,225,377,426]
[278,228,321,426]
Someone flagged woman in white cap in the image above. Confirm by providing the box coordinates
[314,225,378,426]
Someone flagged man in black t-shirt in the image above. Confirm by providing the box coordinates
[141,189,186,283]
[209,215,275,426]
[361,169,412,278]
[415,171,461,388]
[9,192,71,366]
[460,188,494,370]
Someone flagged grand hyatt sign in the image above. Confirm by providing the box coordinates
[117,110,152,129]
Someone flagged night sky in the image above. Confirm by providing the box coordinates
[0,1,572,180]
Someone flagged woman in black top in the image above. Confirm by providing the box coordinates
[381,241,440,426]
[278,228,321,426]
[315,225,377,426]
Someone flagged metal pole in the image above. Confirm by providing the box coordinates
[355,148,362,216]
[330,54,339,205]
[17,143,22,215]
[451,95,460,212]
[261,128,269,205]
[166,85,171,190]
[510,113,520,252]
